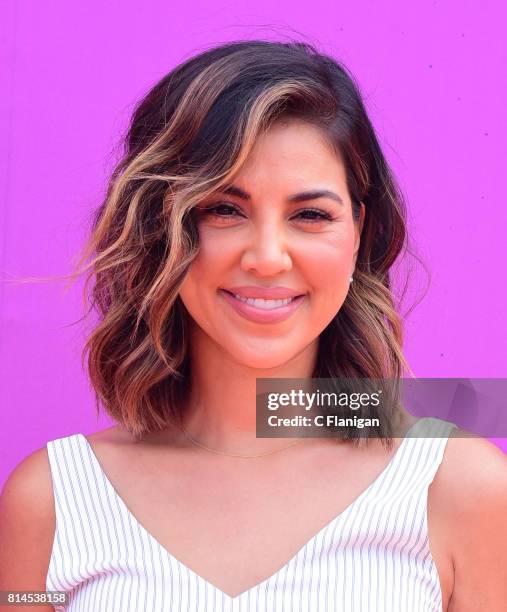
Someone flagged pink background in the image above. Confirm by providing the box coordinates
[1,1,506,488]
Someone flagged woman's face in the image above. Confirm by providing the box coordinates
[178,119,365,370]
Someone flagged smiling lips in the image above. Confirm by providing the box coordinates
[219,286,306,323]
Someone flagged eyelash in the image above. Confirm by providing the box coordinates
[199,203,336,224]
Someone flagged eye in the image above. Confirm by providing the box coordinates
[197,202,244,223]
[292,208,335,224]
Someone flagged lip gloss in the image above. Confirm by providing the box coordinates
[218,289,306,324]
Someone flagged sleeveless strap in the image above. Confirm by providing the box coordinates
[406,417,457,486]
[46,433,132,597]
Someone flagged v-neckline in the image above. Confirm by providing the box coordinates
[76,417,426,601]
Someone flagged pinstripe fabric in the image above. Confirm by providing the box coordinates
[45,416,456,611]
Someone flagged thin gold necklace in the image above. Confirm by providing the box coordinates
[177,424,305,458]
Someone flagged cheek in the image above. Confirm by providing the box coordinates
[180,231,232,288]
[177,232,236,320]
[192,228,238,275]
[296,233,355,311]
[297,231,355,281]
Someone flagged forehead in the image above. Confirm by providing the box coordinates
[234,119,346,186]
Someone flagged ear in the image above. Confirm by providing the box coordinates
[353,202,366,264]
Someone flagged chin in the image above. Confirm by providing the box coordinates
[228,348,301,371]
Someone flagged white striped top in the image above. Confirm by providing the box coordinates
[45,416,456,611]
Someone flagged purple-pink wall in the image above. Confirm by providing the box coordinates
[1,1,506,487]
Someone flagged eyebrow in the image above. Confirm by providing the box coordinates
[220,184,344,206]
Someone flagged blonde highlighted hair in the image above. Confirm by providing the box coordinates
[30,40,421,444]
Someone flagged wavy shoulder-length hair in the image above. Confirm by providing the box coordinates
[67,39,416,444]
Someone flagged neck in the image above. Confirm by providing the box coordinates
[180,326,319,455]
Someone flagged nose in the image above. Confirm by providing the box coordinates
[240,221,293,276]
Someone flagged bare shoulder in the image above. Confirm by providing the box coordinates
[85,422,185,450]
[433,426,507,506]
[431,426,507,611]
[0,444,56,603]
[85,423,127,443]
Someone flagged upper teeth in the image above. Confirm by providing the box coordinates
[233,294,295,309]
